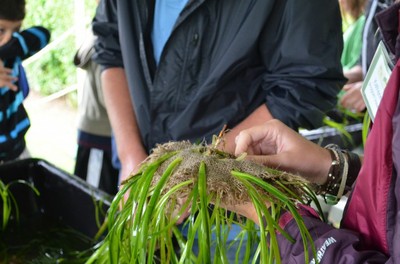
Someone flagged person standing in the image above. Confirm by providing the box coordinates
[92,0,346,184]
[91,0,346,261]
[339,0,394,112]
[231,3,400,262]
[73,28,119,195]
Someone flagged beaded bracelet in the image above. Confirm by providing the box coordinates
[315,144,343,195]
[315,144,361,204]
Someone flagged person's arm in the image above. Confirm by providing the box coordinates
[222,0,346,154]
[259,0,346,131]
[101,68,148,183]
[224,203,389,262]
[343,64,363,84]
[0,26,51,61]
[233,120,389,263]
[277,209,389,263]
[0,26,50,92]
[92,0,147,183]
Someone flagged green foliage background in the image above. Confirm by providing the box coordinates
[23,0,97,98]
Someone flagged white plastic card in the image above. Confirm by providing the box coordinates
[361,41,393,122]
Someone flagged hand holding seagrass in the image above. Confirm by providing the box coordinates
[235,119,332,185]
[87,135,323,264]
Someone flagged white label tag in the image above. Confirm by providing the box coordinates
[361,41,393,122]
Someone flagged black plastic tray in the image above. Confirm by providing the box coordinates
[0,158,112,238]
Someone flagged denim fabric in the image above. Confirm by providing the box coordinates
[178,223,259,263]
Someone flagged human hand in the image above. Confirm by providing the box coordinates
[339,81,366,113]
[0,60,17,91]
[119,150,149,183]
[170,196,192,225]
[223,202,261,224]
[217,104,274,154]
[118,152,148,203]
[234,119,332,185]
[343,65,363,84]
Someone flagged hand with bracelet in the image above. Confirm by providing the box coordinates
[234,119,362,206]
[236,120,336,183]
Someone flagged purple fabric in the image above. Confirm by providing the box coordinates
[375,3,400,60]
[388,80,400,262]
[277,215,388,263]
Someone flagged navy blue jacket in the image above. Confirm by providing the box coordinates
[93,0,346,152]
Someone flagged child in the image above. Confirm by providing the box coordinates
[0,0,50,162]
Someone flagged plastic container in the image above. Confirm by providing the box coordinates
[300,122,363,150]
[0,158,111,238]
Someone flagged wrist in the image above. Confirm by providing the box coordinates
[313,147,333,185]
[314,144,361,204]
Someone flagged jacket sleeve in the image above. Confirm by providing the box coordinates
[260,0,346,130]
[91,0,124,69]
[0,26,50,61]
[277,212,389,263]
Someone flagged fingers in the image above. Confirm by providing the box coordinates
[175,208,190,225]
[245,154,279,168]
[173,196,191,224]
[246,154,297,178]
[342,83,352,92]
[0,65,18,91]
[235,130,256,156]
[233,119,332,183]
[0,76,18,91]
[234,122,279,156]
[355,101,366,112]
[340,82,365,112]
[224,202,260,224]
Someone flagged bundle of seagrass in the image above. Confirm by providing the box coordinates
[86,140,322,264]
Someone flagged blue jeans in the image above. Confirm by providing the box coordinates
[178,223,259,263]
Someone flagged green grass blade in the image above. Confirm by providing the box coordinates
[197,162,211,263]
[362,111,371,146]
[179,178,201,264]
[137,157,182,262]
